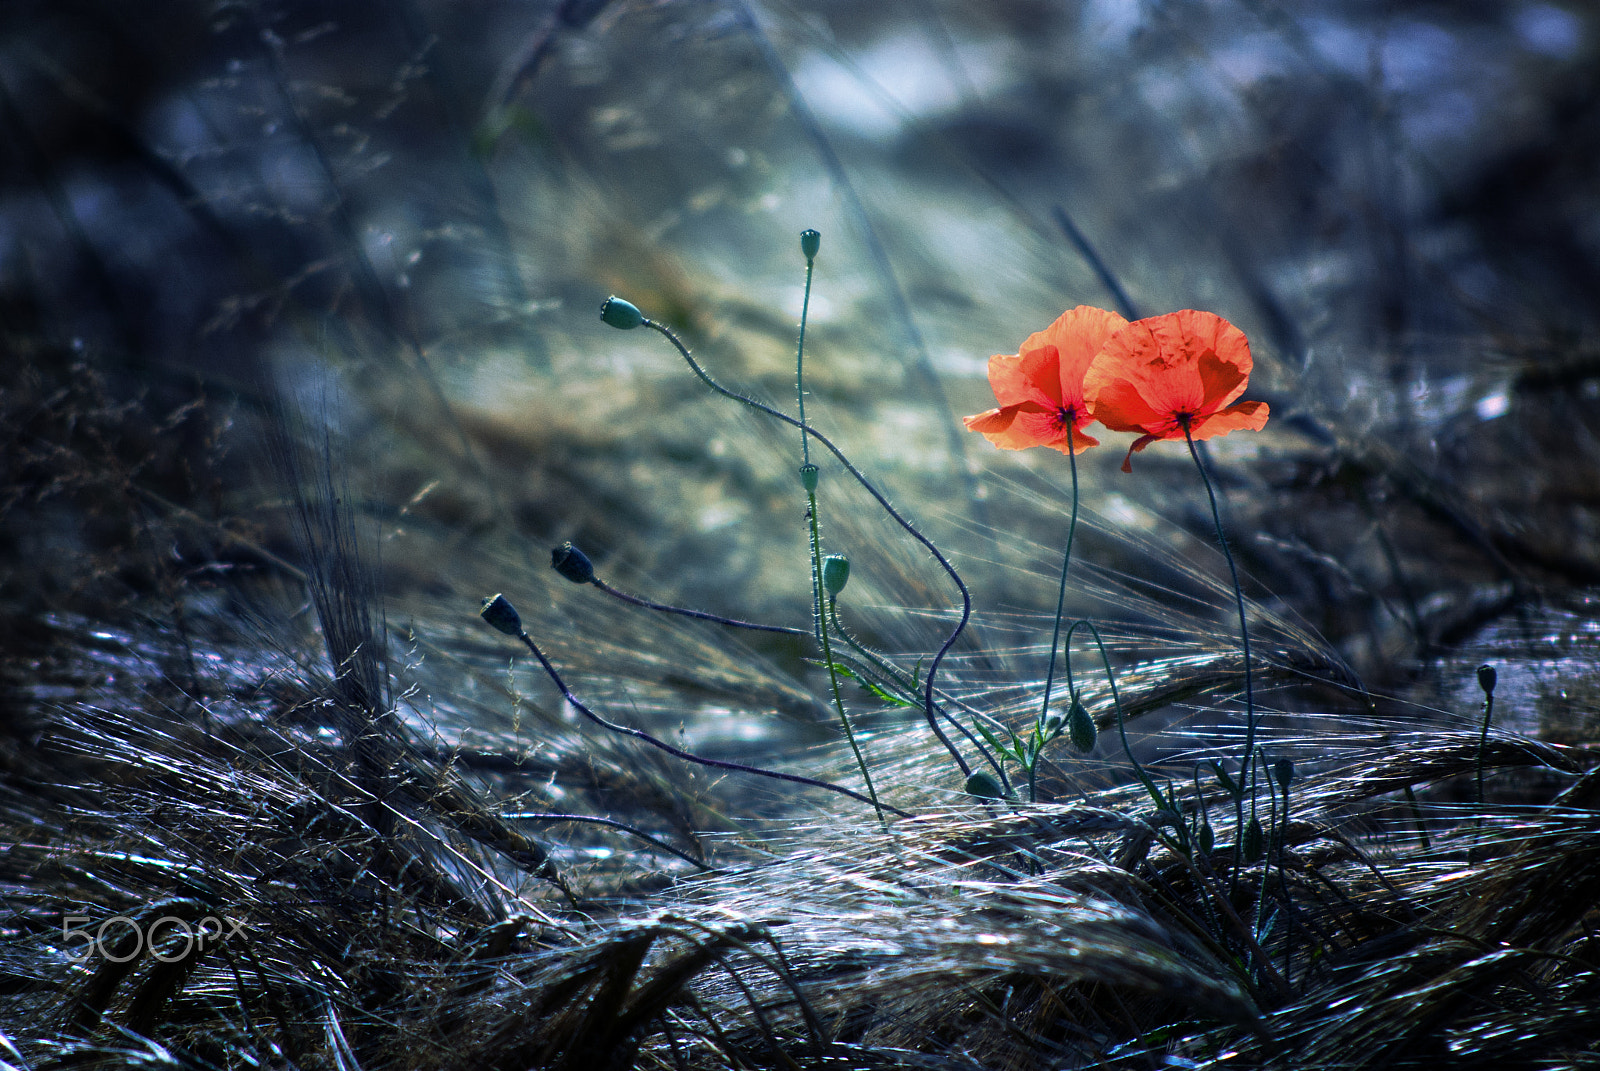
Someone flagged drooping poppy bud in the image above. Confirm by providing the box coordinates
[1066,695,1097,753]
[800,229,821,261]
[822,554,850,597]
[1273,757,1295,789]
[1477,663,1497,696]
[1197,819,1215,855]
[599,296,644,330]
[551,542,596,585]
[799,463,818,492]
[964,770,1006,800]
[480,593,523,637]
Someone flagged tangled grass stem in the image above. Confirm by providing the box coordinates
[507,625,911,819]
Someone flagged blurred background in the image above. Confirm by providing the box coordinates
[4,0,1600,795]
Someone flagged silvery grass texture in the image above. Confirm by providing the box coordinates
[4,2,1600,1068]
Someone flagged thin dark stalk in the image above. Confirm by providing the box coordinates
[1062,618,1174,823]
[1182,424,1256,878]
[591,577,808,637]
[507,625,910,819]
[810,501,884,821]
[502,813,718,873]
[1038,424,1081,732]
[642,317,972,777]
[796,251,815,468]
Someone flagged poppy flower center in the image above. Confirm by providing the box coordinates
[1055,405,1078,431]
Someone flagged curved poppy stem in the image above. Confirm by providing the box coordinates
[591,577,810,637]
[1063,618,1174,822]
[641,317,972,778]
[1181,425,1256,887]
[506,624,911,819]
[1038,424,1081,730]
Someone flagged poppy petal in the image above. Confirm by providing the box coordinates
[1189,399,1270,441]
[985,353,1036,408]
[1012,408,1100,453]
[1016,347,1065,408]
[1196,345,1248,412]
[1120,434,1162,473]
[964,403,1057,450]
[1027,306,1129,407]
[1086,375,1164,433]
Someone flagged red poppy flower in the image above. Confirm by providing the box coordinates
[1083,309,1269,472]
[962,305,1129,455]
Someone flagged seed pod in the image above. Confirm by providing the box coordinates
[1477,663,1497,696]
[964,770,1006,800]
[480,594,523,637]
[799,463,818,492]
[822,554,850,597]
[599,296,644,330]
[800,229,821,261]
[551,542,596,585]
[1241,816,1264,863]
[1273,757,1295,789]
[1066,695,1097,753]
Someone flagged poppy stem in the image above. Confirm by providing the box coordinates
[1064,618,1179,829]
[640,316,973,779]
[1181,425,1257,878]
[505,623,910,819]
[808,487,885,822]
[1038,423,1081,742]
[591,577,810,637]
[796,242,815,469]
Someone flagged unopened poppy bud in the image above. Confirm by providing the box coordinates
[1066,695,1097,753]
[964,770,1005,800]
[1273,757,1295,789]
[551,542,596,585]
[599,296,644,330]
[1241,816,1264,863]
[480,594,523,636]
[1041,711,1065,738]
[822,554,850,597]
[799,463,818,492]
[1197,820,1215,854]
[1477,663,1497,696]
[799,228,820,261]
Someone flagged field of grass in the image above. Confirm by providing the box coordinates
[4,2,1600,1067]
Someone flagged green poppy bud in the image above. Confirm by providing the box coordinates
[964,770,1005,800]
[599,295,644,330]
[822,554,850,597]
[1197,820,1214,854]
[1477,663,1497,696]
[1273,757,1295,789]
[551,542,596,585]
[1241,816,1264,863]
[1041,711,1065,739]
[1066,695,1097,753]
[800,229,821,261]
[799,463,818,492]
[480,593,523,637]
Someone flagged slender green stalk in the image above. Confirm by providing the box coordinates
[636,315,973,776]
[1038,425,1081,730]
[796,239,816,468]
[809,491,884,821]
[1181,424,1256,878]
[1062,618,1177,830]
[788,239,881,820]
